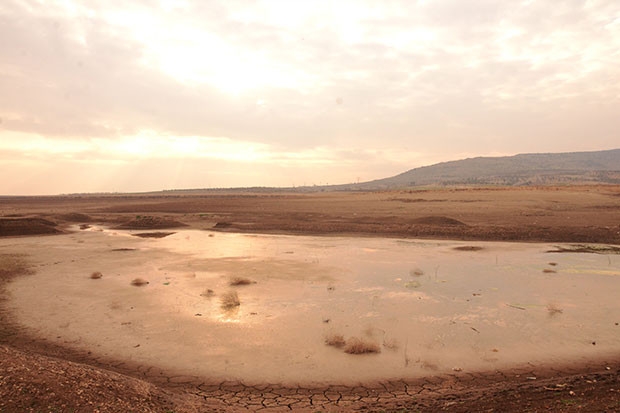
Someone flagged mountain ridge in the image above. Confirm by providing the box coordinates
[332,148,620,190]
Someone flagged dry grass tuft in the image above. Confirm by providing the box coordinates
[542,268,557,273]
[344,338,381,354]
[220,291,240,309]
[200,289,215,298]
[90,271,103,279]
[547,303,563,316]
[130,278,149,286]
[325,334,346,348]
[382,338,400,351]
[229,276,254,286]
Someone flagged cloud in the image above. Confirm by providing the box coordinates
[1,0,619,194]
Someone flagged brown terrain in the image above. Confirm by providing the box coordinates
[1,185,620,412]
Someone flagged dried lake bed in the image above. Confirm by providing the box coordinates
[2,227,619,385]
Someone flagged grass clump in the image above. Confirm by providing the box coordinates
[547,303,563,316]
[325,334,346,348]
[90,271,103,279]
[344,338,381,354]
[200,289,215,297]
[229,276,255,286]
[220,291,240,309]
[382,337,399,351]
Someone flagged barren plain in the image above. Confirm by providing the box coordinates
[1,185,620,412]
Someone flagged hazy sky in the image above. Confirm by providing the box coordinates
[1,0,619,194]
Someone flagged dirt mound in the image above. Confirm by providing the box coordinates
[412,216,466,226]
[0,218,62,237]
[116,216,187,230]
[0,345,178,413]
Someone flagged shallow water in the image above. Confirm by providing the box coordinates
[3,227,620,384]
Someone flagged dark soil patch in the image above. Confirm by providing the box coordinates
[0,254,34,281]
[0,218,61,237]
[54,212,93,222]
[454,245,484,251]
[229,277,255,286]
[412,216,467,226]
[116,216,187,230]
[111,248,137,252]
[388,198,447,203]
[131,232,176,238]
[213,222,233,229]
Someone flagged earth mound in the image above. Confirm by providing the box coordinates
[0,218,62,237]
[0,345,178,413]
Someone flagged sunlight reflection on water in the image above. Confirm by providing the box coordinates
[4,228,620,383]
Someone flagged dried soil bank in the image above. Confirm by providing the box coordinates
[2,186,619,243]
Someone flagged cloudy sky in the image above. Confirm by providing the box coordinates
[1,0,619,194]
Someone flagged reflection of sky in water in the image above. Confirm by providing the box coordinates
[6,228,620,383]
[154,230,620,356]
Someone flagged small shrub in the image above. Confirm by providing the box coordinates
[221,291,240,309]
[344,338,381,354]
[229,277,254,286]
[325,334,346,348]
[383,338,399,351]
[90,271,103,279]
[200,289,215,297]
[130,278,149,286]
[547,303,563,316]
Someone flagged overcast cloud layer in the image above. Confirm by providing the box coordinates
[1,0,619,194]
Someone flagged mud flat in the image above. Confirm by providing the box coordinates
[2,224,620,411]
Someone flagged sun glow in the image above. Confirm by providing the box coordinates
[103,132,270,161]
[150,33,309,94]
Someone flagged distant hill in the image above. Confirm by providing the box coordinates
[334,148,620,190]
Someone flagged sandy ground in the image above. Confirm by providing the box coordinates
[1,185,620,412]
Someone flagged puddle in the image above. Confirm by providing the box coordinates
[2,228,620,384]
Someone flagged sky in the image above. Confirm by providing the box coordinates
[1,0,619,195]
